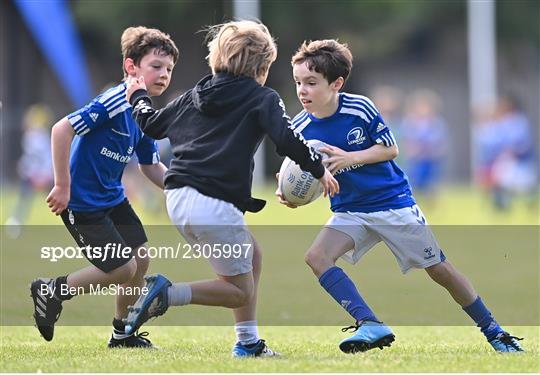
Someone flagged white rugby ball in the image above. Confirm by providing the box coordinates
[278,140,328,206]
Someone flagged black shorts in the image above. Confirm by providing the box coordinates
[60,199,148,272]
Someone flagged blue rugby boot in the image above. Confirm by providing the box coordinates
[339,320,395,353]
[232,339,280,358]
[488,332,524,353]
[125,274,171,335]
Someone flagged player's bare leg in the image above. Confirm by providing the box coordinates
[305,227,354,277]
[425,260,524,352]
[115,245,150,319]
[124,272,254,334]
[108,245,153,348]
[425,260,476,306]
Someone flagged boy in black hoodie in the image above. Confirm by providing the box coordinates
[124,20,339,357]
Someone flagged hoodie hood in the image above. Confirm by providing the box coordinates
[192,73,260,116]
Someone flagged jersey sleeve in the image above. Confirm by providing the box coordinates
[135,134,161,165]
[258,91,324,179]
[367,114,397,147]
[67,84,130,136]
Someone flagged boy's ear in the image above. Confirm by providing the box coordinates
[332,77,345,91]
[124,58,137,77]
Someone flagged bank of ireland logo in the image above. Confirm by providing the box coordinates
[347,127,366,145]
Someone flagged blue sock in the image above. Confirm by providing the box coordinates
[463,296,503,340]
[319,266,378,323]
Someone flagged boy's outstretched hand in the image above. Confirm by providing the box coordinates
[126,75,147,102]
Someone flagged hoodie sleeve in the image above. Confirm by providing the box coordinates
[130,89,182,140]
[258,91,325,179]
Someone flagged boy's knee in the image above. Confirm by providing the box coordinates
[304,247,328,274]
[112,258,138,284]
[134,246,150,274]
[229,284,253,308]
[237,288,253,307]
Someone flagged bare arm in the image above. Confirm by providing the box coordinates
[320,144,399,175]
[138,162,167,189]
[46,117,74,215]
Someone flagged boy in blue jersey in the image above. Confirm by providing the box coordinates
[277,39,524,353]
[30,26,178,348]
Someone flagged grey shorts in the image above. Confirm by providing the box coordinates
[326,205,444,273]
[165,187,253,276]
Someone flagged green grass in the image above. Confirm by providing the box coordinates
[1,185,539,372]
[1,326,539,372]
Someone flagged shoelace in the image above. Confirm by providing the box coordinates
[341,322,361,333]
[497,332,524,350]
[341,320,385,333]
[134,331,151,344]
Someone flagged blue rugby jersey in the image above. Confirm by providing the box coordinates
[291,92,415,213]
[66,83,160,211]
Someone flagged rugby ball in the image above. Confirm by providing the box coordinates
[278,140,328,206]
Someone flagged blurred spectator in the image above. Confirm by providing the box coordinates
[474,95,537,210]
[401,89,448,204]
[5,104,54,237]
[371,85,405,165]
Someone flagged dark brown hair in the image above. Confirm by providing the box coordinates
[292,39,353,84]
[121,26,179,77]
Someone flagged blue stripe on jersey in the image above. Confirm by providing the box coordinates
[99,84,125,105]
[68,113,89,136]
[291,110,309,128]
[377,131,396,147]
[342,98,378,119]
[341,102,376,120]
[108,99,128,113]
[292,116,312,135]
[340,105,373,122]
[342,93,378,112]
[108,103,131,119]
[104,94,126,111]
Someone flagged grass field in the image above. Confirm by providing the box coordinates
[1,185,539,372]
[1,326,539,372]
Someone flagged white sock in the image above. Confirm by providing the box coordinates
[167,283,192,306]
[112,327,131,340]
[235,320,259,345]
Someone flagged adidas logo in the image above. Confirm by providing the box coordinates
[89,112,99,122]
[341,300,351,309]
[376,122,386,132]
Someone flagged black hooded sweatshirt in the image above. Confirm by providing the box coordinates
[130,73,324,213]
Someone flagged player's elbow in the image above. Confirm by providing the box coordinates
[388,145,399,159]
